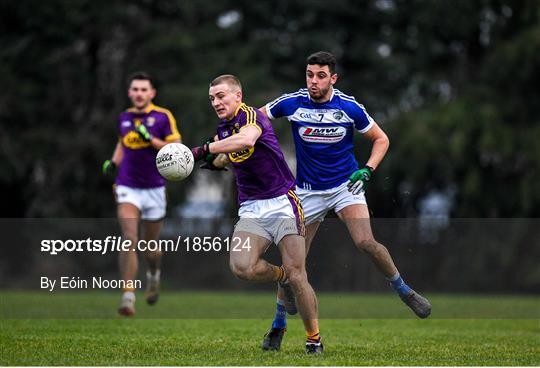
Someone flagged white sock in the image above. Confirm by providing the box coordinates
[147,270,161,281]
[123,291,135,301]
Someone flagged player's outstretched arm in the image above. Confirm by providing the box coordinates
[190,138,227,171]
[208,125,261,154]
[191,126,259,170]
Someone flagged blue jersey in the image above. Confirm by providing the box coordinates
[266,88,374,190]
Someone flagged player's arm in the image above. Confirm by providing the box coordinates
[204,136,230,170]
[208,125,261,154]
[348,123,389,194]
[102,140,123,176]
[212,153,231,168]
[259,106,269,118]
[362,123,389,171]
[190,125,260,167]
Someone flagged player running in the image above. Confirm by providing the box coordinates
[102,71,181,316]
[190,75,323,354]
[259,51,432,350]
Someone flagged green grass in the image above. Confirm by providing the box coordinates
[1,291,539,366]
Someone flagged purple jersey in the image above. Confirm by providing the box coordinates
[216,103,295,204]
[116,103,181,188]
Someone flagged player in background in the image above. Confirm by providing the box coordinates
[190,75,323,354]
[259,51,432,350]
[102,71,181,316]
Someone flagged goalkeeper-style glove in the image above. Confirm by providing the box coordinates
[102,159,117,177]
[191,138,214,162]
[134,124,153,142]
[347,165,373,194]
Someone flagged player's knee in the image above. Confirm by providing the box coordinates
[121,235,138,250]
[284,265,306,287]
[120,238,138,252]
[229,260,255,281]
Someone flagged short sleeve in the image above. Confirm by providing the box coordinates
[158,108,181,142]
[266,89,305,120]
[348,102,375,133]
[238,105,263,134]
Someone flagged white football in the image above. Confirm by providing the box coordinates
[156,143,194,181]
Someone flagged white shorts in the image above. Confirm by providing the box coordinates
[235,190,305,244]
[114,185,166,221]
[296,181,367,225]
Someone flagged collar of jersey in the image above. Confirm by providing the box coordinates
[128,103,155,114]
[224,102,246,122]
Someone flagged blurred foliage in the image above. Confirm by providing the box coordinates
[0,0,539,217]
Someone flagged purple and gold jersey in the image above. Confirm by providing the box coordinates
[116,103,181,188]
[216,103,295,204]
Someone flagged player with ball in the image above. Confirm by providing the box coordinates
[187,75,323,354]
[102,72,181,316]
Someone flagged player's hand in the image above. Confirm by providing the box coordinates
[200,151,229,171]
[134,124,153,142]
[191,145,209,162]
[200,159,228,171]
[347,165,373,194]
[102,159,117,177]
[191,138,214,162]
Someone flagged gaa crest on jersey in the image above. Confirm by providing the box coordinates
[333,111,343,120]
[228,146,255,162]
[147,117,156,126]
[299,126,346,143]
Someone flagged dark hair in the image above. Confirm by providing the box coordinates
[128,71,154,88]
[306,51,337,75]
[209,74,242,90]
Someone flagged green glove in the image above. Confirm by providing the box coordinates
[102,159,117,176]
[192,137,216,162]
[134,124,153,142]
[347,165,373,194]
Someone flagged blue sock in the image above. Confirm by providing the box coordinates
[387,273,412,298]
[271,300,287,329]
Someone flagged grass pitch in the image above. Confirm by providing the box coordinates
[1,291,538,366]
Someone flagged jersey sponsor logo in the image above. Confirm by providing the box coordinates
[122,130,152,149]
[299,126,347,143]
[228,146,255,163]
